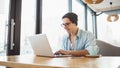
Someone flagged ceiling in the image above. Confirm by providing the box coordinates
[82,0,120,12]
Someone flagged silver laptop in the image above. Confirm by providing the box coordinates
[28,34,71,57]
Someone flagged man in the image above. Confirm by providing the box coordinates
[55,12,99,56]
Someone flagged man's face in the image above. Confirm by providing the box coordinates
[61,18,76,33]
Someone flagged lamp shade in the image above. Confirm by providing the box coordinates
[84,0,103,4]
[107,14,119,22]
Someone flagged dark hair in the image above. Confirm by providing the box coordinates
[62,12,78,25]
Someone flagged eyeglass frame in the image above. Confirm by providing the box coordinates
[61,22,72,27]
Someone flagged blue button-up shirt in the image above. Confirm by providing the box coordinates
[61,29,99,55]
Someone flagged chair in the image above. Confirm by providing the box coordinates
[96,40,120,56]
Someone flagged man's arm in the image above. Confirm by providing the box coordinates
[57,49,89,56]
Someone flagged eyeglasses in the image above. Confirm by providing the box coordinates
[61,23,71,27]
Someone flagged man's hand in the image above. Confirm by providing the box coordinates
[55,50,71,55]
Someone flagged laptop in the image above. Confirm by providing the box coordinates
[28,34,71,57]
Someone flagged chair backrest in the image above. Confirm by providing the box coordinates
[96,40,120,56]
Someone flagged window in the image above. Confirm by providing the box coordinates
[97,10,120,47]
[72,0,85,30]
[42,0,68,52]
[0,0,9,56]
[20,0,36,55]
[87,10,93,33]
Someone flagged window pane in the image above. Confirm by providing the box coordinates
[87,10,93,33]
[42,0,68,52]
[0,0,9,56]
[97,10,120,47]
[72,0,85,30]
[21,0,36,55]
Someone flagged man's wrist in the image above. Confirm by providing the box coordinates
[67,51,71,55]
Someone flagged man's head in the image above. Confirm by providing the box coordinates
[61,12,78,33]
[62,12,78,26]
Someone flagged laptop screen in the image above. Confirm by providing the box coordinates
[28,34,54,56]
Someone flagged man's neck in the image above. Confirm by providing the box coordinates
[70,27,78,36]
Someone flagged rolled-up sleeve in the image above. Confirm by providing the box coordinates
[85,32,99,55]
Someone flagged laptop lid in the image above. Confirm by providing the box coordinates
[28,34,54,56]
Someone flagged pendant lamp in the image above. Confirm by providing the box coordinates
[107,14,119,22]
[84,0,103,4]
[107,2,119,22]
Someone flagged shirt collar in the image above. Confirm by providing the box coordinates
[66,28,81,39]
[76,28,81,39]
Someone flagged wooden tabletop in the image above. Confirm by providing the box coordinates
[0,55,120,68]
